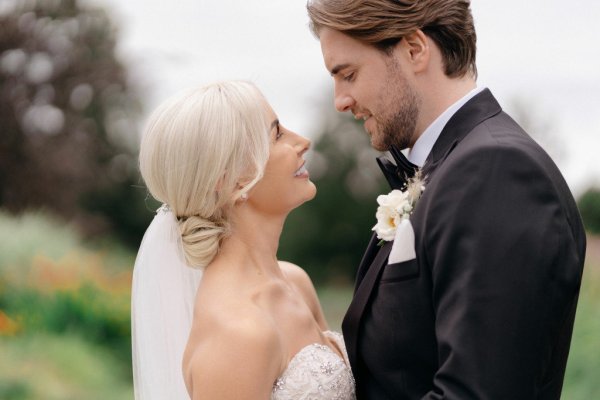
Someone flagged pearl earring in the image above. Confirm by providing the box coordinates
[240,193,248,201]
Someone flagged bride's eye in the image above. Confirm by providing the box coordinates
[275,125,284,141]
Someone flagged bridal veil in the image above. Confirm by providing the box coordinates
[131,205,203,399]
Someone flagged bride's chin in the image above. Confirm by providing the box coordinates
[304,183,317,202]
[291,190,317,211]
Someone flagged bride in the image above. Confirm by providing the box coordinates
[131,81,356,399]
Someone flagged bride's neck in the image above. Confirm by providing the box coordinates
[217,208,286,277]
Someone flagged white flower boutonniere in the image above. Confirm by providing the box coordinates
[372,170,425,244]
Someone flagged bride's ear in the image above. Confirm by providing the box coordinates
[232,181,251,204]
[215,173,239,204]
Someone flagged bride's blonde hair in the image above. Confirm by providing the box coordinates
[139,81,270,268]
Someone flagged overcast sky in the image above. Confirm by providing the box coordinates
[92,0,600,195]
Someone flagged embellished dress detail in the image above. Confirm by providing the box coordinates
[271,331,356,400]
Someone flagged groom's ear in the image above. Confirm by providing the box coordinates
[397,29,430,74]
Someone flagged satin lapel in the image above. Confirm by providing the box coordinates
[353,233,380,293]
[343,240,393,369]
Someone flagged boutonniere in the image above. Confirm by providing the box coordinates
[372,169,425,245]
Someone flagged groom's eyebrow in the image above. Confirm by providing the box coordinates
[330,63,350,76]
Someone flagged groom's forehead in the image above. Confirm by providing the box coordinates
[320,28,376,70]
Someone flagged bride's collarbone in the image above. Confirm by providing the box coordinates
[197,271,334,359]
[266,293,339,362]
[241,280,330,358]
[195,278,312,330]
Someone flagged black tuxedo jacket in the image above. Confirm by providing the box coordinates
[342,89,586,399]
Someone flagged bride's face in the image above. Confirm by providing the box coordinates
[247,105,316,215]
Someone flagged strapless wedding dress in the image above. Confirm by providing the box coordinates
[271,331,356,400]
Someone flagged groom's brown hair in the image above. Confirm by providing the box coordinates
[307,0,477,79]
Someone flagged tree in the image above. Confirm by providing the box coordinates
[577,187,600,234]
[0,0,151,245]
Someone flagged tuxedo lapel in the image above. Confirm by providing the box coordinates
[354,233,380,293]
[343,240,393,368]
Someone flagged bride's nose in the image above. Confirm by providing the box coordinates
[294,133,311,156]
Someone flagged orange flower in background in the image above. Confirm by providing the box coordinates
[26,252,132,294]
[0,309,20,336]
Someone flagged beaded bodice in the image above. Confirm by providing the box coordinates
[271,331,356,400]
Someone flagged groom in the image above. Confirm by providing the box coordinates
[308,0,586,399]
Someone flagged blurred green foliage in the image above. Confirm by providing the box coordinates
[0,210,133,399]
[577,187,600,234]
[561,255,600,398]
[0,334,133,400]
[0,211,79,269]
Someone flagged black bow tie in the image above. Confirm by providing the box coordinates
[376,146,419,189]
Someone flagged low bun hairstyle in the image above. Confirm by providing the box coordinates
[139,81,270,268]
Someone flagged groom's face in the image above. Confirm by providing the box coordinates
[319,28,421,151]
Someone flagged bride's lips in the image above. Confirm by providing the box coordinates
[294,162,309,178]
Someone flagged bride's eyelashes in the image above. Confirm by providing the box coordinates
[272,123,285,142]
[276,126,284,141]
[270,119,284,142]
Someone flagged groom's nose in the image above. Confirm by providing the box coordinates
[334,88,354,113]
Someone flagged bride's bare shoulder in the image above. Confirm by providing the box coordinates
[186,269,284,361]
[278,261,311,285]
[184,299,285,399]
[278,261,328,330]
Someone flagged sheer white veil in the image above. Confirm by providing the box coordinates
[131,204,203,399]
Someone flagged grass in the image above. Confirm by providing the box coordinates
[0,334,133,400]
[562,260,600,399]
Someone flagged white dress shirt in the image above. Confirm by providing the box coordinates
[408,86,485,167]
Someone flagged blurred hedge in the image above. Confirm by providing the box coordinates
[0,210,133,399]
[578,187,600,234]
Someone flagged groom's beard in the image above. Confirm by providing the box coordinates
[371,63,421,152]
